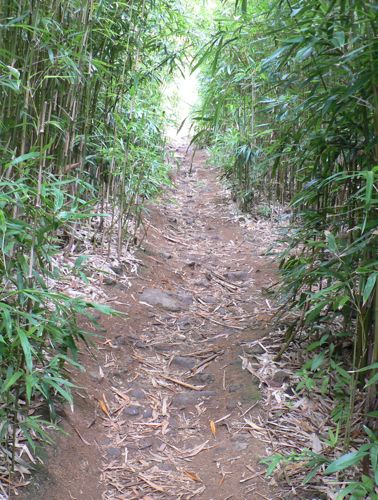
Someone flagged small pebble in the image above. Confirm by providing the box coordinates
[123,405,140,417]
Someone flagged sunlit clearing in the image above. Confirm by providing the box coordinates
[164,68,199,144]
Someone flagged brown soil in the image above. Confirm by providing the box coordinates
[19,146,280,500]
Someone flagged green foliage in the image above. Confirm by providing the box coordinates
[0,0,188,475]
[193,0,378,495]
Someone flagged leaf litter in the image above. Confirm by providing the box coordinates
[98,147,285,499]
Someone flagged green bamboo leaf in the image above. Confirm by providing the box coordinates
[7,65,20,79]
[1,370,23,393]
[332,31,345,48]
[310,352,325,371]
[0,209,6,232]
[262,46,289,66]
[8,152,40,167]
[325,231,338,254]
[91,303,114,315]
[366,372,378,388]
[305,301,326,323]
[363,273,377,305]
[325,450,367,474]
[364,170,374,208]
[18,329,33,372]
[25,373,35,403]
[45,379,73,403]
[355,362,378,373]
[369,444,378,485]
[295,46,313,61]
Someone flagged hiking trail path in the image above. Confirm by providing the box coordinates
[22,145,281,500]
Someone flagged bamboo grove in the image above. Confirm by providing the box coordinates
[0,0,187,476]
[193,0,378,496]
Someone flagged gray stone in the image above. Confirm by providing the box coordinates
[88,369,103,383]
[140,288,192,312]
[110,265,123,275]
[133,340,147,349]
[177,316,194,329]
[106,447,122,459]
[228,384,242,393]
[193,279,210,288]
[171,356,196,370]
[112,368,128,379]
[190,373,215,385]
[202,296,217,304]
[104,277,117,286]
[138,439,153,450]
[154,343,172,352]
[160,251,172,260]
[130,388,145,400]
[243,344,265,355]
[143,245,172,260]
[114,335,126,346]
[142,407,153,418]
[157,463,176,472]
[122,354,133,365]
[232,440,248,451]
[226,400,238,410]
[272,370,291,384]
[224,271,250,282]
[123,405,140,417]
[172,391,216,409]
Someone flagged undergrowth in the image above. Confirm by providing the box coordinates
[0,0,188,488]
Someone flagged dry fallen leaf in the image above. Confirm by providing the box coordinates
[185,471,202,482]
[98,398,110,417]
[210,420,216,437]
[182,440,209,458]
[161,419,169,435]
[311,432,322,453]
[244,417,264,431]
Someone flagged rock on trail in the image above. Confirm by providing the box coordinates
[140,287,193,312]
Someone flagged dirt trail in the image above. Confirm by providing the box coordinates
[21,146,279,500]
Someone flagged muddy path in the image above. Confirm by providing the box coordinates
[21,146,280,500]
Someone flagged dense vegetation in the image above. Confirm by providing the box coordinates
[193,0,377,496]
[0,0,186,477]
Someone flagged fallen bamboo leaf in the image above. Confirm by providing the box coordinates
[210,420,216,437]
[138,475,166,492]
[161,396,168,416]
[311,432,322,453]
[111,386,130,404]
[161,419,169,435]
[159,373,205,391]
[182,440,210,458]
[71,424,91,445]
[98,398,110,418]
[244,417,264,431]
[184,471,202,482]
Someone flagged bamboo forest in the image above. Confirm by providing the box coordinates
[0,0,377,499]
